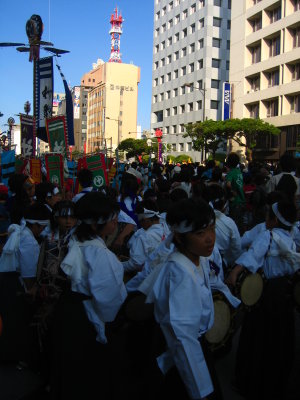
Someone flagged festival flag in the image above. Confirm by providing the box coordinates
[84,153,108,189]
[55,62,75,146]
[46,116,68,154]
[35,57,53,142]
[1,150,15,186]
[30,159,42,183]
[45,153,64,187]
[20,114,36,157]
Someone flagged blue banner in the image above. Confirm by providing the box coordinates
[222,82,231,121]
[1,150,15,187]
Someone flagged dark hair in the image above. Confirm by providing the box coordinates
[226,153,240,169]
[75,192,120,242]
[77,169,93,188]
[135,199,159,222]
[211,167,222,182]
[35,182,56,203]
[24,203,51,222]
[120,172,139,199]
[167,198,215,233]
[170,188,188,202]
[276,174,297,202]
[268,200,297,231]
[266,190,287,205]
[50,200,76,231]
[144,189,157,201]
[203,184,225,211]
[279,153,296,173]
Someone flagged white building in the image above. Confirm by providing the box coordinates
[151,0,232,162]
[230,0,300,160]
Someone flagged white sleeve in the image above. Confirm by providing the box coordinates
[85,247,127,322]
[122,235,148,272]
[236,230,271,274]
[159,267,214,399]
[18,236,40,278]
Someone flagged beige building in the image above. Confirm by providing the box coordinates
[230,0,300,160]
[81,60,140,153]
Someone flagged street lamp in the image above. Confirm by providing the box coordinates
[184,82,206,122]
[106,116,120,147]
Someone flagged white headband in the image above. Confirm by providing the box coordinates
[171,220,194,233]
[137,208,160,221]
[82,212,118,225]
[272,203,293,227]
[25,219,49,226]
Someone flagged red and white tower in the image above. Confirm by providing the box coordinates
[108,7,123,63]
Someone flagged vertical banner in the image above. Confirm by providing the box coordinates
[35,57,53,141]
[45,153,64,187]
[73,86,80,119]
[222,82,232,121]
[85,153,108,189]
[1,150,15,186]
[46,116,68,154]
[56,63,75,145]
[30,158,42,183]
[20,114,36,157]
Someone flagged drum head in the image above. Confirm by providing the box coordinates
[240,273,264,307]
[205,298,231,345]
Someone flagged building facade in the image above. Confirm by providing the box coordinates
[151,0,232,162]
[81,61,140,153]
[230,0,300,160]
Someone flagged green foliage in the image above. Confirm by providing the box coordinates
[184,118,280,160]
[175,154,193,163]
[167,155,176,162]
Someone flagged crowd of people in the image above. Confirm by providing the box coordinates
[0,151,299,400]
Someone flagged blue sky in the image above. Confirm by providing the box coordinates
[0,0,154,132]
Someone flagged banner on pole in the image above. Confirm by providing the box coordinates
[1,150,15,186]
[45,153,64,187]
[46,116,68,154]
[35,57,53,141]
[30,158,42,183]
[84,153,108,189]
[20,114,36,158]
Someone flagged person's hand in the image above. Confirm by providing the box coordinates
[226,265,244,287]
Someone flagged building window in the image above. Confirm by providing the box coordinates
[175,32,179,42]
[211,79,220,89]
[155,45,159,54]
[251,45,261,64]
[197,100,202,110]
[182,47,187,57]
[290,95,300,113]
[198,80,203,89]
[181,86,186,95]
[251,17,262,32]
[161,41,166,50]
[166,108,170,117]
[268,6,281,23]
[190,63,195,73]
[213,17,222,27]
[188,102,194,111]
[187,142,192,151]
[227,40,230,50]
[155,111,163,123]
[168,55,172,64]
[174,51,179,60]
[181,124,185,133]
[191,23,196,34]
[166,91,171,99]
[199,18,204,28]
[173,106,178,116]
[267,69,279,87]
[286,125,299,147]
[190,43,195,53]
[183,9,188,19]
[214,0,221,5]
[248,75,260,91]
[181,104,185,113]
[161,58,165,67]
[182,66,187,76]
[153,95,157,103]
[266,99,279,117]
[169,1,173,11]
[268,36,280,57]
[212,58,220,68]
[293,0,300,11]
[173,88,178,96]
[160,93,164,101]
[212,38,221,48]
[183,28,187,38]
[168,37,172,46]
[198,59,204,69]
[292,27,300,48]
[155,12,160,21]
[160,76,164,84]
[173,125,177,134]
[175,14,180,24]
[166,126,170,134]
[162,7,166,16]
[199,39,204,49]
[155,28,159,37]
[179,143,184,151]
[168,19,173,29]
[292,63,300,80]
[249,103,259,118]
[167,72,171,81]
[154,78,158,87]
[228,0,231,9]
[154,61,158,70]
[172,143,177,151]
[174,69,179,78]
[191,4,196,14]
[211,100,219,109]
[162,24,166,33]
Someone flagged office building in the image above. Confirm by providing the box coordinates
[230,0,300,160]
[151,0,232,162]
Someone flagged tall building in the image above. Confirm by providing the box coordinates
[80,9,140,153]
[230,0,300,160]
[151,0,232,162]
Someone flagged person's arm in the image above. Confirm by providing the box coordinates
[113,223,135,247]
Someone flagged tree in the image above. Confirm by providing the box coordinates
[184,118,280,161]
[118,138,158,160]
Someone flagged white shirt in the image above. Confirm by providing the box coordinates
[146,251,214,399]
[72,187,93,203]
[61,236,127,343]
[266,172,300,195]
